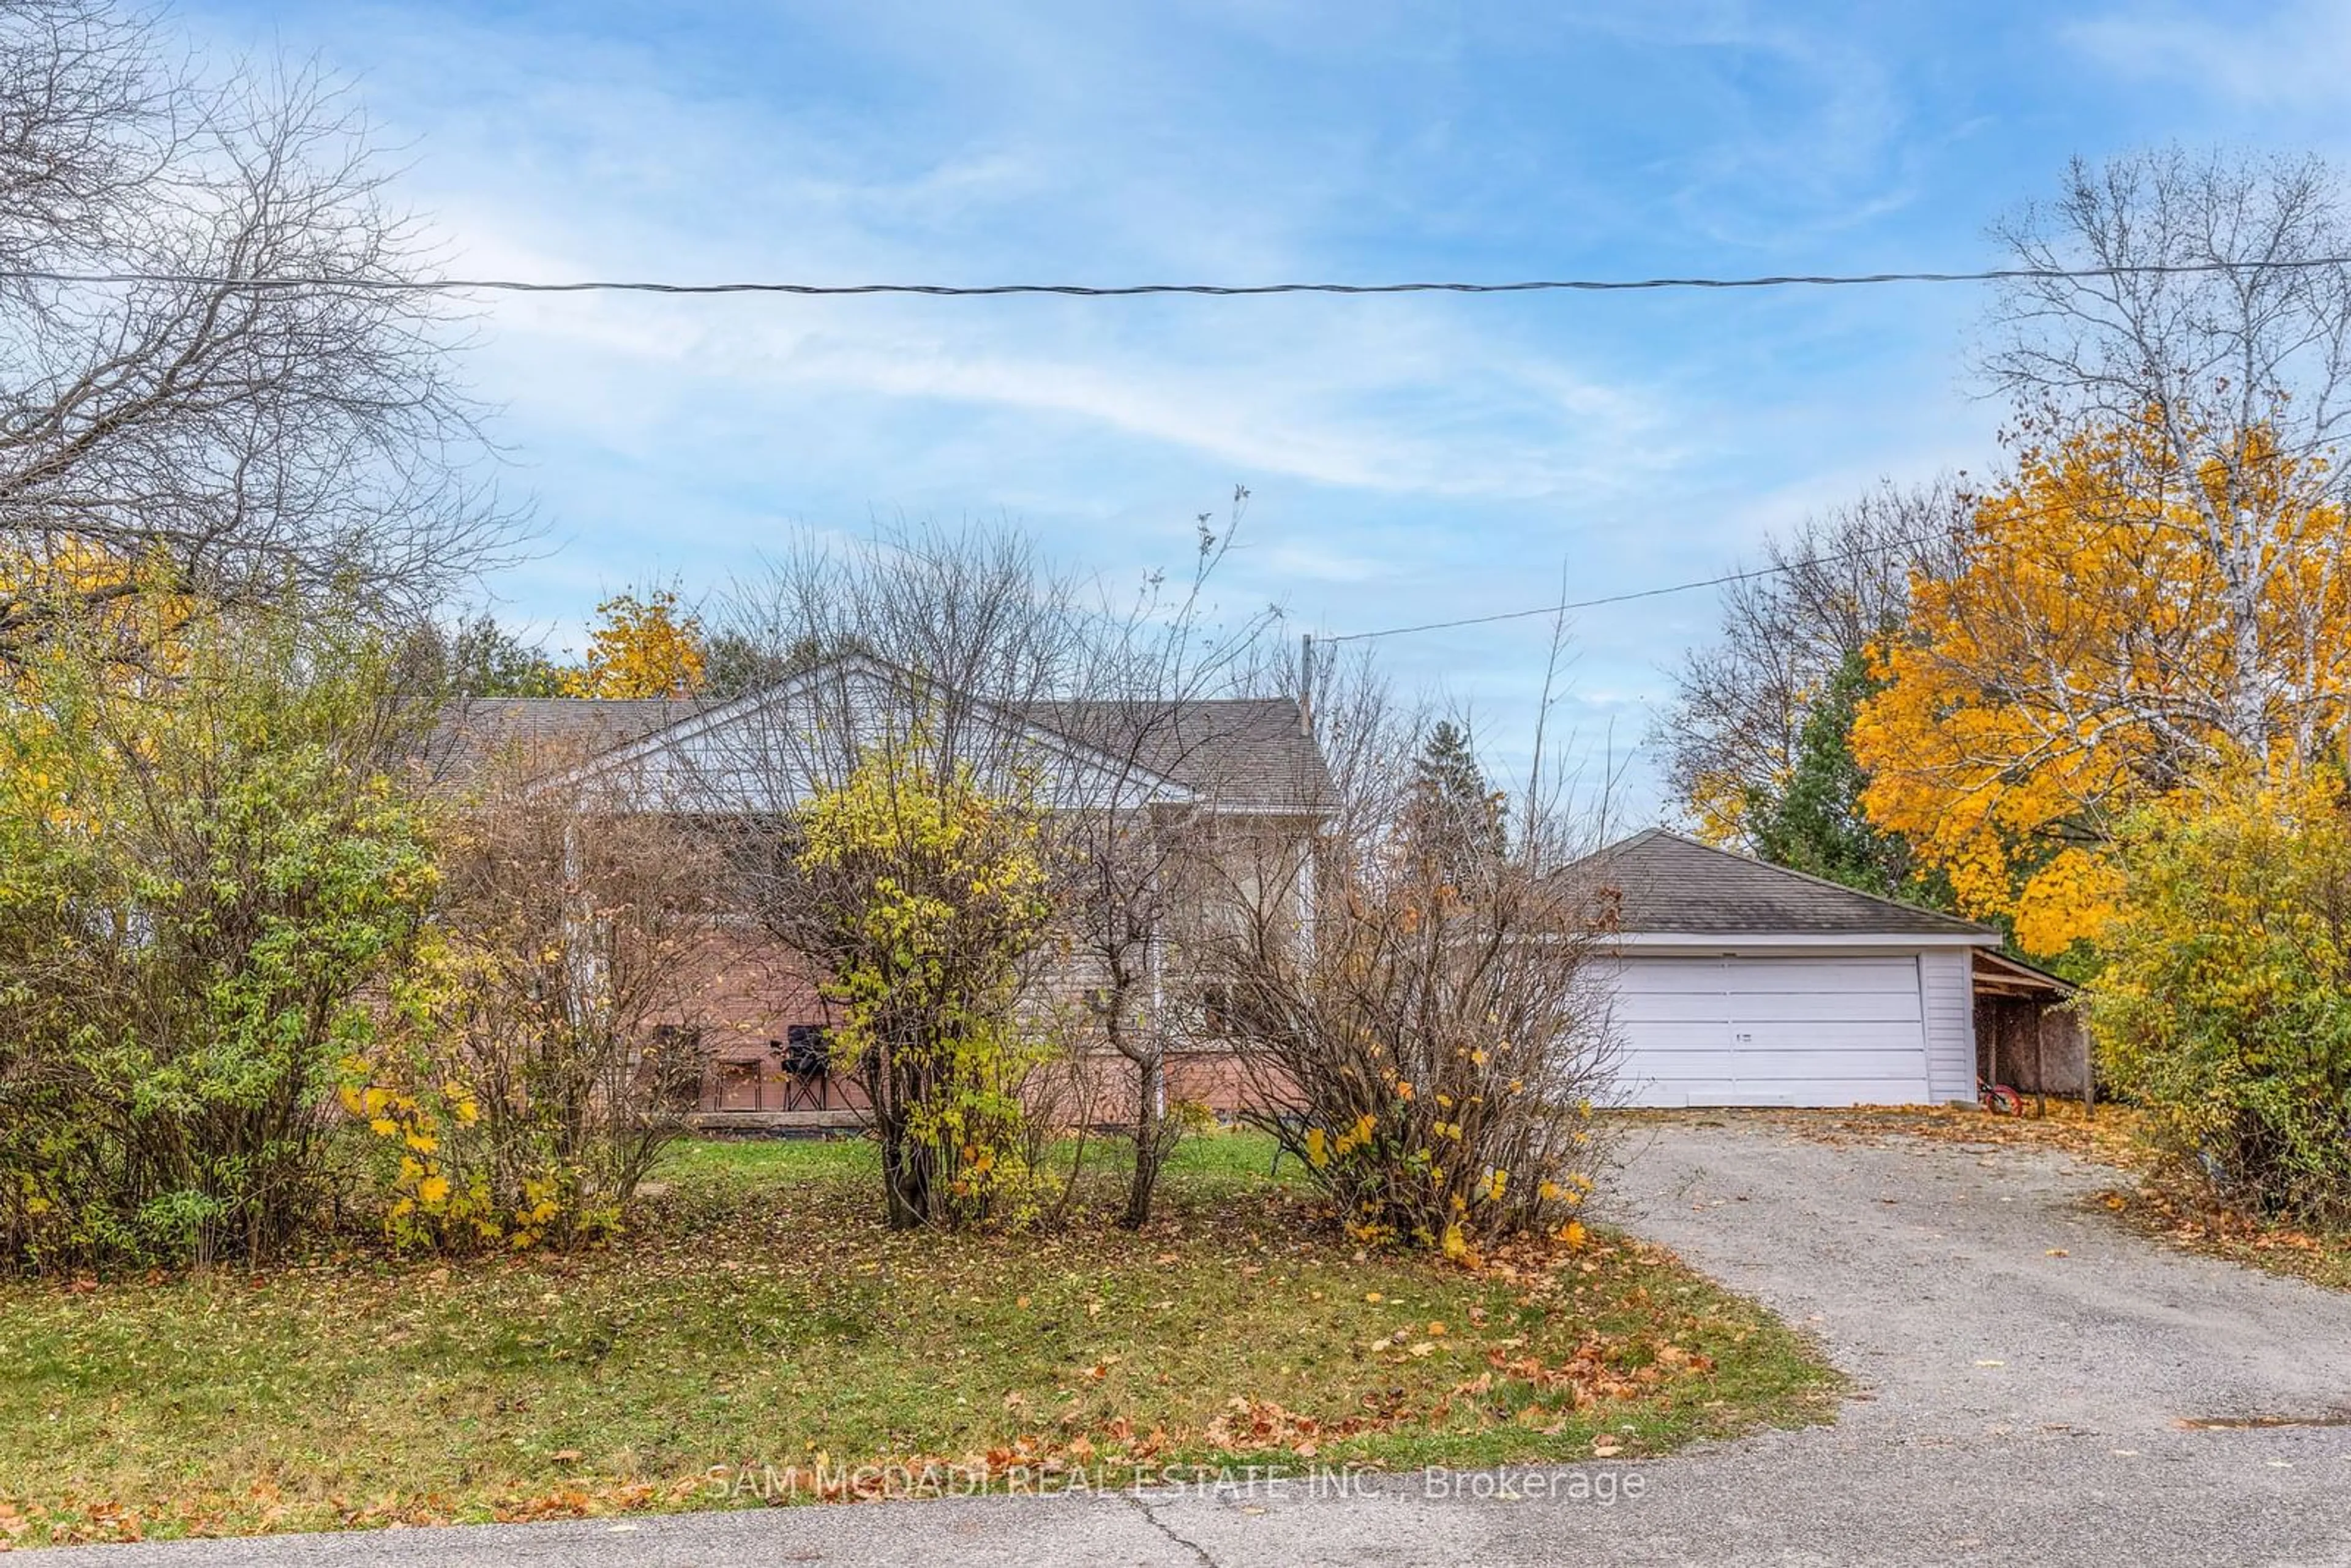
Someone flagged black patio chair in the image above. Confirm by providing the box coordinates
[779,1024,833,1112]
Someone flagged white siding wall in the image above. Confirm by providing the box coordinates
[1606,950,1954,1108]
[1918,945,1978,1102]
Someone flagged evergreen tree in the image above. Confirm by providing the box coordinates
[443,615,565,697]
[1750,648,1945,906]
[1402,720,1506,887]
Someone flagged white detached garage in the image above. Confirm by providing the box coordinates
[1579,830,1998,1108]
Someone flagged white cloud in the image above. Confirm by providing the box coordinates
[2065,1,2351,108]
[242,2,1683,511]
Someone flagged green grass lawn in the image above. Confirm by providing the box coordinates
[0,1130,1840,1547]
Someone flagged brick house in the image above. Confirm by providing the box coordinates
[435,655,1332,1130]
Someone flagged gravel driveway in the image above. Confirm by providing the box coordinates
[40,1118,2351,1567]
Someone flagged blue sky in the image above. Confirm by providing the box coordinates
[186,0,2351,816]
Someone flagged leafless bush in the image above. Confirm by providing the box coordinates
[1198,659,1618,1254]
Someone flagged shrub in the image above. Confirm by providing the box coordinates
[2088,765,2351,1228]
[781,730,1056,1230]
[1204,823,1613,1257]
[352,747,726,1252]
[0,605,437,1270]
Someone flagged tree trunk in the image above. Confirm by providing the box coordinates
[880,1127,930,1231]
[1120,1052,1163,1231]
[872,1040,932,1230]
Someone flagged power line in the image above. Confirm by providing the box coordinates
[6,255,2351,298]
[1325,469,2295,645]
[1322,534,1941,645]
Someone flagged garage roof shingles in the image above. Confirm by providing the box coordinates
[1577,828,1995,939]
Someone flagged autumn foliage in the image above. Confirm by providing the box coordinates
[2088,763,2351,1228]
[0,604,438,1268]
[784,729,1058,1230]
[0,543,202,674]
[1854,418,2351,957]
[1206,809,1611,1257]
[351,747,726,1253]
[561,590,709,699]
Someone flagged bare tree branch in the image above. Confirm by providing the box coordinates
[0,1,520,659]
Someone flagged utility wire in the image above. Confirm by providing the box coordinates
[20,250,2302,642]
[1323,471,2269,645]
[5,255,2351,297]
[1322,479,2227,645]
[1321,533,1941,644]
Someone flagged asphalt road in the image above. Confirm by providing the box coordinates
[37,1117,2351,1566]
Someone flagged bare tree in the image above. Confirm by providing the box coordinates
[0,0,515,660]
[1046,490,1286,1228]
[669,513,1294,1229]
[1657,480,1968,845]
[683,523,1108,1228]
[1982,147,2351,761]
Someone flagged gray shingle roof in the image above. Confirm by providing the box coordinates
[1572,828,1995,939]
[421,696,714,789]
[425,683,1330,812]
[1019,697,1331,810]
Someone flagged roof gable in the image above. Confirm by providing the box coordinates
[1574,828,1995,941]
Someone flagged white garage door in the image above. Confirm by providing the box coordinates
[1607,955,1931,1108]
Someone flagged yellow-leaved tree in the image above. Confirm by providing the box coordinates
[1,541,200,678]
[561,588,708,698]
[1853,417,2351,958]
[789,727,1056,1231]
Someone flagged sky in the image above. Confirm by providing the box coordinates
[182,0,2351,818]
